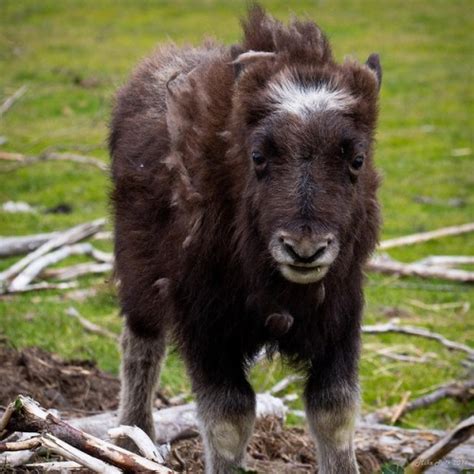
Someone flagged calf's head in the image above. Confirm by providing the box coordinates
[232,53,382,284]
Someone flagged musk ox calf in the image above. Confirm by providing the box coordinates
[110,6,382,473]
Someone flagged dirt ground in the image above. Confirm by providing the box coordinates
[0,344,387,473]
[0,344,120,416]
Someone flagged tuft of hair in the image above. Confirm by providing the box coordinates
[241,4,333,65]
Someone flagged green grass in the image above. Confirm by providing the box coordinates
[0,0,473,431]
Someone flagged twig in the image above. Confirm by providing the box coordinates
[268,374,303,395]
[0,401,15,435]
[70,393,287,444]
[373,348,435,364]
[0,150,107,172]
[0,281,78,295]
[44,262,113,281]
[390,391,411,424]
[24,461,86,472]
[40,433,121,474]
[0,436,41,452]
[416,256,474,268]
[379,222,474,250]
[0,232,60,258]
[108,425,164,463]
[405,415,474,473]
[0,86,27,117]
[362,322,474,358]
[367,254,474,282]
[66,307,119,342]
[0,219,106,288]
[0,230,111,259]
[8,243,100,291]
[364,380,474,424]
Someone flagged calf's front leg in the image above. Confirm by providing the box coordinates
[190,367,256,474]
[304,353,360,473]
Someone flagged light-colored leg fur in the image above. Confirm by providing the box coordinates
[305,396,359,474]
[196,386,256,474]
[118,325,166,441]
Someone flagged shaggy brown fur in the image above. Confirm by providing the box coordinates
[110,5,381,473]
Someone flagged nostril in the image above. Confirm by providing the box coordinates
[283,242,302,262]
[312,243,327,260]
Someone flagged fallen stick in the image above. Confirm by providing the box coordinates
[372,348,435,364]
[0,150,107,172]
[362,322,474,358]
[40,433,121,474]
[66,307,119,342]
[4,396,174,473]
[1,281,78,295]
[0,85,27,117]
[44,262,113,281]
[267,374,303,395]
[367,254,474,282]
[405,415,474,474]
[0,218,106,287]
[0,399,15,435]
[364,379,474,424]
[0,232,60,257]
[416,256,474,268]
[70,393,287,444]
[390,391,411,424]
[0,436,41,452]
[108,425,165,463]
[8,243,101,291]
[24,461,87,472]
[379,222,474,250]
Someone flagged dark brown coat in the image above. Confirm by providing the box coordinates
[110,6,381,473]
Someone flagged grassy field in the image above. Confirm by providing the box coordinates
[0,0,472,432]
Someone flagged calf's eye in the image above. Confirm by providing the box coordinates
[350,154,365,172]
[252,151,266,166]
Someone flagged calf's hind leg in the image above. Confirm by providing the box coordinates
[118,324,166,440]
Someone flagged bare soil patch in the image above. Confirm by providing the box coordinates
[0,344,119,416]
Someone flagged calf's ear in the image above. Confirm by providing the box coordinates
[230,44,276,79]
[365,53,382,91]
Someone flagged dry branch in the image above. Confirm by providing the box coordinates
[24,461,89,472]
[0,218,106,288]
[268,374,303,395]
[40,433,121,474]
[362,322,474,358]
[379,222,474,250]
[3,396,174,473]
[0,435,41,452]
[0,85,27,117]
[70,393,287,444]
[44,262,113,281]
[405,415,474,474]
[8,243,100,291]
[367,254,474,282]
[0,150,107,172]
[0,230,111,258]
[416,255,474,267]
[0,232,59,257]
[364,379,474,424]
[1,281,78,295]
[66,307,119,342]
[108,425,165,463]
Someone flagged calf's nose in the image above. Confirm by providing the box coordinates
[281,233,333,264]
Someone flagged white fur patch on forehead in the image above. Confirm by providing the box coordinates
[267,78,355,117]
